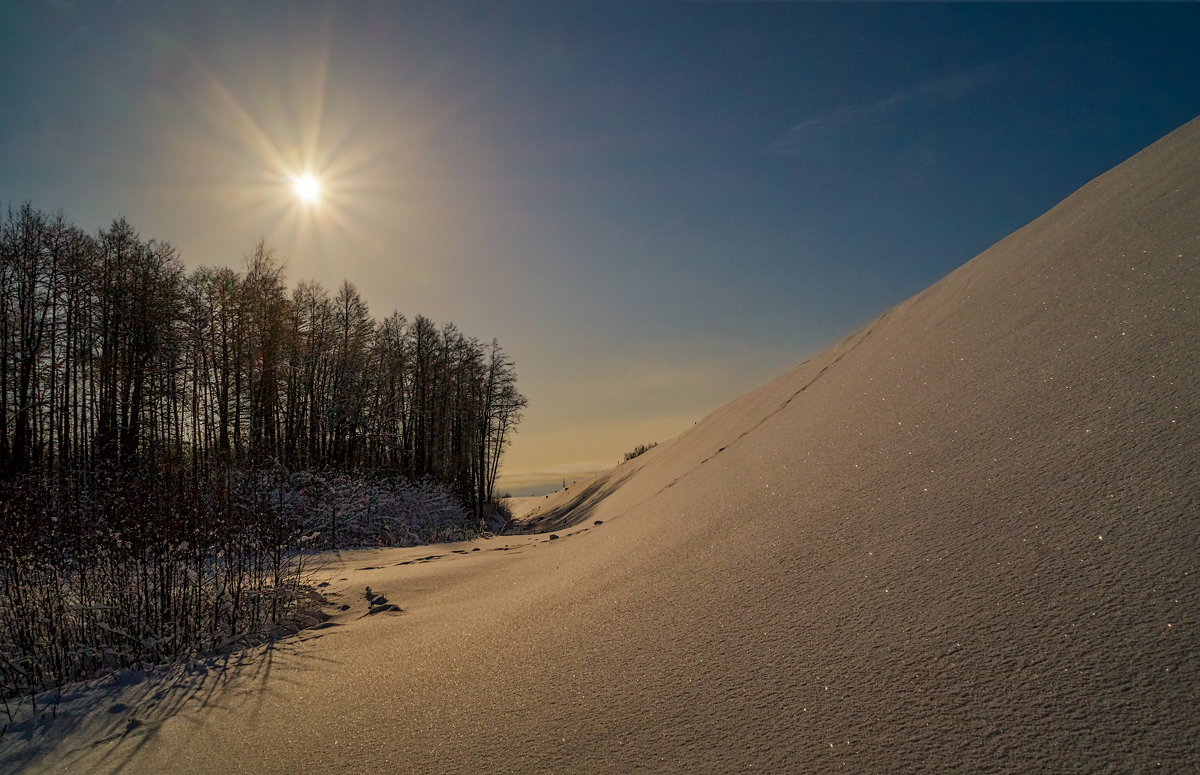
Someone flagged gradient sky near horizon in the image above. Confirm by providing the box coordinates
[3,2,1199,495]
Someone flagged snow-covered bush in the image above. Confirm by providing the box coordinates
[262,471,483,549]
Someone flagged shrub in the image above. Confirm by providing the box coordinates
[623,442,658,462]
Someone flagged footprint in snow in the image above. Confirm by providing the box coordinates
[362,586,403,616]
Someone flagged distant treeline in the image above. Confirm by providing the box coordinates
[0,203,525,506]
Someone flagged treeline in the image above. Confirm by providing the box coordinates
[0,202,525,711]
[0,203,525,506]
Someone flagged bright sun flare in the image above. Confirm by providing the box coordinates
[293,173,321,203]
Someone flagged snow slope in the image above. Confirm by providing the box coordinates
[4,117,1199,774]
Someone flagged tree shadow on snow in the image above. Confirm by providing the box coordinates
[0,630,336,773]
[512,464,638,535]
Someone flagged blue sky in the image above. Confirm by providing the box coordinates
[3,2,1199,493]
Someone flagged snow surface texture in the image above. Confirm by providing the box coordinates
[4,117,1199,773]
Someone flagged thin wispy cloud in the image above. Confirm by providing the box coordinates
[772,63,1000,155]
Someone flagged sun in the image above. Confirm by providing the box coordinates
[293,173,321,203]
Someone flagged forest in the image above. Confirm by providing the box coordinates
[0,203,526,717]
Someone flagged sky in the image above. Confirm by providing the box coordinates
[2,2,1199,495]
